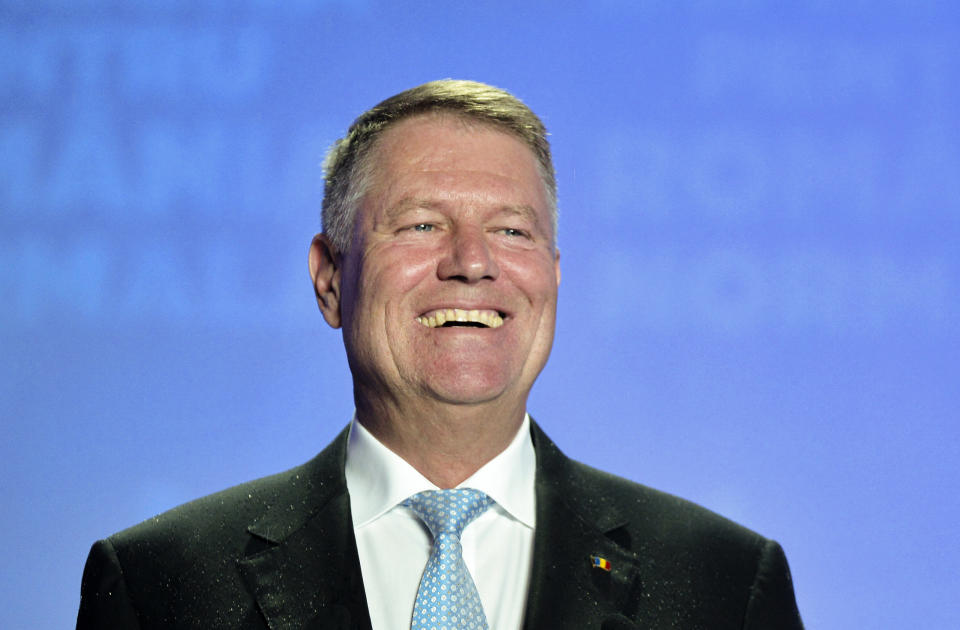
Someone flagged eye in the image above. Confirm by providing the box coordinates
[411,223,435,233]
[498,227,530,238]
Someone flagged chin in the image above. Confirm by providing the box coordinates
[421,370,517,406]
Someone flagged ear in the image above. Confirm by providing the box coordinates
[309,233,343,329]
[553,248,561,286]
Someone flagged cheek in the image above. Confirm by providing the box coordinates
[502,252,560,303]
[505,255,559,355]
[357,250,437,328]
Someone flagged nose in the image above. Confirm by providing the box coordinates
[437,226,500,283]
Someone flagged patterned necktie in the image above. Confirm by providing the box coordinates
[403,488,494,630]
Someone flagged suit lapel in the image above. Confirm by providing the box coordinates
[523,423,643,630]
[231,422,645,629]
[237,427,372,630]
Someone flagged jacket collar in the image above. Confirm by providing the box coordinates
[235,421,643,630]
[523,421,643,630]
[237,425,371,630]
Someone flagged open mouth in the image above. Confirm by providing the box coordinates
[416,308,505,329]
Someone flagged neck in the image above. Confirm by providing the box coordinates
[354,393,526,488]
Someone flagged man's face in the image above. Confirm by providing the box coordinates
[330,114,560,409]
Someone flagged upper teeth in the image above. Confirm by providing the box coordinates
[417,308,504,329]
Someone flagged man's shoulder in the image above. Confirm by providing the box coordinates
[78,430,355,628]
[532,422,769,554]
[529,424,804,629]
[563,456,766,547]
[110,462,303,548]
[106,427,349,556]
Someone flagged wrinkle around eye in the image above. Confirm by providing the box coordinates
[492,227,547,250]
[497,227,531,238]
[397,223,438,235]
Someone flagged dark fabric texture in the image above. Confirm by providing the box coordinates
[77,422,803,629]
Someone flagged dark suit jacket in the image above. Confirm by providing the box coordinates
[77,422,803,629]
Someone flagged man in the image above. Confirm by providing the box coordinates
[77,80,803,629]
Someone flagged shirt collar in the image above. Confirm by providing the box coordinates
[345,413,536,530]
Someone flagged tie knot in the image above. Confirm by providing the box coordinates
[403,488,493,539]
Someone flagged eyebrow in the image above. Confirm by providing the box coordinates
[497,204,551,236]
[382,197,444,222]
[384,197,543,227]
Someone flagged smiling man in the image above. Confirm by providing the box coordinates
[77,80,803,629]
[311,112,560,492]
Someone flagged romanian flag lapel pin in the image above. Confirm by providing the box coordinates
[590,555,612,572]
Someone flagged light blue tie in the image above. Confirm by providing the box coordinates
[403,488,494,630]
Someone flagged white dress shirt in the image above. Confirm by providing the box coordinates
[345,414,537,630]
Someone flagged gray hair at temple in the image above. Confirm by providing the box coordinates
[321,79,557,254]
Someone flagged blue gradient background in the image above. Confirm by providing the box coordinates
[2,2,958,628]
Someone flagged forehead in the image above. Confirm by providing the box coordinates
[364,114,545,200]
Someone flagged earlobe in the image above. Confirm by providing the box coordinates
[308,234,343,329]
[554,248,561,286]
